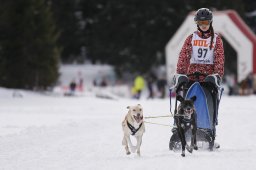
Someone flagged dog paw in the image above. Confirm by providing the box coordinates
[131,146,136,153]
[126,151,131,155]
[209,144,214,151]
[215,143,220,149]
[186,145,193,153]
[194,145,198,150]
[181,151,185,157]
[137,152,141,157]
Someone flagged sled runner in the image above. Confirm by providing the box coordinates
[169,72,223,151]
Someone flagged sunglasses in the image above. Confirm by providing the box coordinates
[196,20,211,25]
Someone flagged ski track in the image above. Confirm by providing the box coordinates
[0,94,256,170]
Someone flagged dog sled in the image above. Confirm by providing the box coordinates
[169,72,224,151]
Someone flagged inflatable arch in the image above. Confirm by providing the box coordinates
[166,10,256,82]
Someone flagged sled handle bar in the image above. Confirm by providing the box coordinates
[187,72,207,81]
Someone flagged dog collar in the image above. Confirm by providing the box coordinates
[127,121,143,135]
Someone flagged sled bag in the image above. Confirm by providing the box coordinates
[185,82,212,129]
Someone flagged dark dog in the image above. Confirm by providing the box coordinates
[175,95,198,157]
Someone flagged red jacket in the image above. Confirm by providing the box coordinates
[176,31,225,81]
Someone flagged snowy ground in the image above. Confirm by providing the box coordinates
[0,88,256,170]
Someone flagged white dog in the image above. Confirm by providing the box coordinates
[122,104,145,156]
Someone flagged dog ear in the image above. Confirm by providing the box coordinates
[190,96,197,102]
[137,104,141,106]
[176,95,184,102]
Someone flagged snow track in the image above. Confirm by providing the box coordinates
[0,90,256,169]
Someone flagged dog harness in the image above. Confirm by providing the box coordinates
[127,121,143,135]
[181,118,192,129]
[177,107,194,128]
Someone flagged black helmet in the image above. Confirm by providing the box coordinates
[194,8,213,22]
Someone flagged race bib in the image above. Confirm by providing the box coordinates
[190,32,217,64]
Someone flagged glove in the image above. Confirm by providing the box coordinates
[205,74,221,87]
[172,74,189,88]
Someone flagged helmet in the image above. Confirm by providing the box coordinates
[194,8,213,22]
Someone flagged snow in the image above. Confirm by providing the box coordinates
[1,86,256,169]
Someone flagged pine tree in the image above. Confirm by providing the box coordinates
[51,0,82,62]
[0,0,60,89]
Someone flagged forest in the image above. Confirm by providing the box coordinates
[0,0,255,89]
